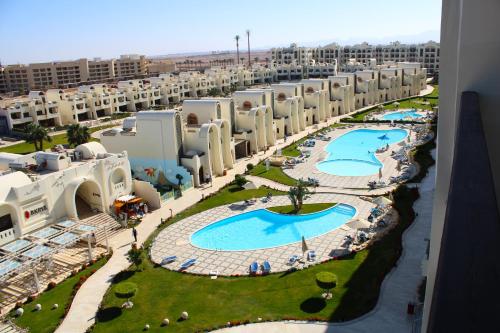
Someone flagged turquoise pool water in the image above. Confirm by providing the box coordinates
[382,109,423,120]
[316,129,408,176]
[190,204,356,251]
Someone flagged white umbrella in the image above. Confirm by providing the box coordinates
[346,218,372,230]
[373,196,392,207]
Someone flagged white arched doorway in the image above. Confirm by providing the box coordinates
[70,179,105,219]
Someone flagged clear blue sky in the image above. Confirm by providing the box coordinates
[0,0,441,64]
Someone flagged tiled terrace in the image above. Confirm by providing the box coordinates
[150,193,378,276]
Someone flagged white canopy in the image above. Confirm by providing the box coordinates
[346,218,372,230]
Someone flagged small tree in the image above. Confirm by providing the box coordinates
[127,243,145,271]
[234,174,247,188]
[246,163,254,174]
[67,124,91,147]
[287,180,311,213]
[25,123,52,151]
[207,87,221,97]
[175,174,184,197]
[316,272,337,300]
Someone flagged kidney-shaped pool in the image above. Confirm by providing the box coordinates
[316,128,408,176]
[190,203,356,251]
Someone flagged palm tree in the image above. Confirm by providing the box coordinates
[254,57,260,63]
[66,124,91,147]
[25,123,51,151]
[235,35,240,65]
[246,29,251,66]
[287,180,311,213]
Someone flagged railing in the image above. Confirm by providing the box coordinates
[426,92,500,332]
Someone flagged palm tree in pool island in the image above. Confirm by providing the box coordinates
[287,180,311,213]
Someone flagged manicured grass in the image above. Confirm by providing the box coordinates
[281,123,345,157]
[0,125,115,154]
[249,164,297,186]
[267,203,335,214]
[11,258,108,333]
[91,184,420,333]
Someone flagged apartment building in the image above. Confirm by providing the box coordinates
[0,55,147,94]
[88,58,115,82]
[114,55,147,80]
[272,41,440,76]
[146,60,175,76]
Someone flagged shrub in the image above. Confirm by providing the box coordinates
[114,282,138,299]
[246,163,254,172]
[47,281,57,290]
[234,174,247,188]
[316,272,337,291]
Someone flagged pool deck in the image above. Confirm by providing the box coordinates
[372,108,429,121]
[150,194,377,276]
[283,124,419,189]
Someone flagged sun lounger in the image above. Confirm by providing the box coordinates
[307,251,317,261]
[161,255,177,265]
[249,261,259,274]
[179,258,196,270]
[288,255,299,265]
[261,261,271,274]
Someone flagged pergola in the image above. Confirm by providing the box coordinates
[0,218,113,293]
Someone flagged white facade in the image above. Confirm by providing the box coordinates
[0,143,132,245]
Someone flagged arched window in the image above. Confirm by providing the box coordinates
[187,113,198,125]
[333,82,340,88]
[277,93,286,101]
[242,101,252,110]
[306,87,314,93]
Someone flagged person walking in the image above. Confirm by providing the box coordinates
[132,227,138,243]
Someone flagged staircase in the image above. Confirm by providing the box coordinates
[0,320,28,333]
[81,213,123,245]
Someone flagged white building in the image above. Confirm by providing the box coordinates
[0,142,132,245]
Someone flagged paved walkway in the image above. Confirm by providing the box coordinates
[215,151,436,333]
[151,194,377,275]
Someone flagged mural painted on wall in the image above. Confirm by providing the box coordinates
[129,157,193,190]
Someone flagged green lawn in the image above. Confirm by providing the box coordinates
[91,184,419,333]
[0,125,115,154]
[11,258,108,333]
[249,164,297,186]
[267,203,335,214]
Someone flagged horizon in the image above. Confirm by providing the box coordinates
[0,0,441,65]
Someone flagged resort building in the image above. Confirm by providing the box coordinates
[271,83,305,136]
[113,55,147,80]
[100,111,194,188]
[328,75,355,115]
[302,79,330,123]
[0,142,132,245]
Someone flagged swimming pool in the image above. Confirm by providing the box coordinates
[316,128,408,176]
[382,109,423,121]
[190,203,356,251]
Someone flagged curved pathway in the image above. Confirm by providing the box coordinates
[215,152,435,333]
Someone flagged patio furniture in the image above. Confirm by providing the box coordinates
[288,255,299,265]
[249,261,259,274]
[261,261,271,274]
[307,250,317,261]
[179,258,196,270]
[161,255,177,265]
